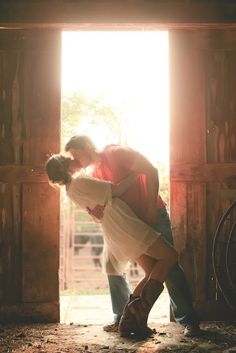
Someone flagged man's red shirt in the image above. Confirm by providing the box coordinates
[92,145,166,222]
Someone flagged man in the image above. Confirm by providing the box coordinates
[65,135,201,337]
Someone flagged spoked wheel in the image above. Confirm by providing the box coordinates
[212,201,236,312]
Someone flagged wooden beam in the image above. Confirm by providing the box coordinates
[0,2,236,30]
[0,165,47,184]
[170,163,236,182]
[0,302,59,323]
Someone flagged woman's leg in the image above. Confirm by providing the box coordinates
[131,257,156,297]
[131,235,177,296]
[130,239,178,330]
[144,236,178,280]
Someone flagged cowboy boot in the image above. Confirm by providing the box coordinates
[128,279,164,332]
[119,294,140,337]
[119,294,155,337]
[119,280,163,338]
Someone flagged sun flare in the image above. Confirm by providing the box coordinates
[62,31,169,167]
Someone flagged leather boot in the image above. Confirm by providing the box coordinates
[119,280,163,337]
[119,294,154,338]
[127,279,164,332]
[119,294,140,337]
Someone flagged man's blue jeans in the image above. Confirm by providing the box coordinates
[107,207,199,326]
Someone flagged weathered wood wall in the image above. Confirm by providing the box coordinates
[169,30,236,319]
[0,30,61,322]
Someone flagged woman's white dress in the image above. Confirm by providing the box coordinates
[67,175,160,274]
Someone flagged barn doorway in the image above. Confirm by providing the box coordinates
[60,31,170,325]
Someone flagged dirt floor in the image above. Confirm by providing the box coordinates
[0,321,236,353]
[1,293,235,353]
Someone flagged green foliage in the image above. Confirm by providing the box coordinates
[61,91,121,149]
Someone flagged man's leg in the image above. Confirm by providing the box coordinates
[103,274,131,332]
[165,264,199,325]
[156,208,200,336]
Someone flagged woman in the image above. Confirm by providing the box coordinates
[46,154,178,338]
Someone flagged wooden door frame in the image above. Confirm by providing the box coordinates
[0,29,61,323]
[0,2,236,31]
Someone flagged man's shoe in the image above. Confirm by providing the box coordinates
[184,324,202,337]
[103,321,119,332]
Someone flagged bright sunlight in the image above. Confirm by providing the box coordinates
[61,31,169,167]
[60,31,170,324]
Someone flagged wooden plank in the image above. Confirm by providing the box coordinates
[170,163,236,182]
[0,2,236,29]
[170,182,207,304]
[0,184,21,304]
[0,165,47,183]
[170,182,187,255]
[22,183,59,303]
[0,30,60,165]
[206,49,236,163]
[20,29,61,308]
[2,22,236,31]
[22,31,61,165]
[0,48,24,164]
[185,183,206,303]
[0,302,59,323]
[169,30,206,165]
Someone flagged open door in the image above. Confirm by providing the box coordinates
[169,30,236,320]
[0,30,61,322]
